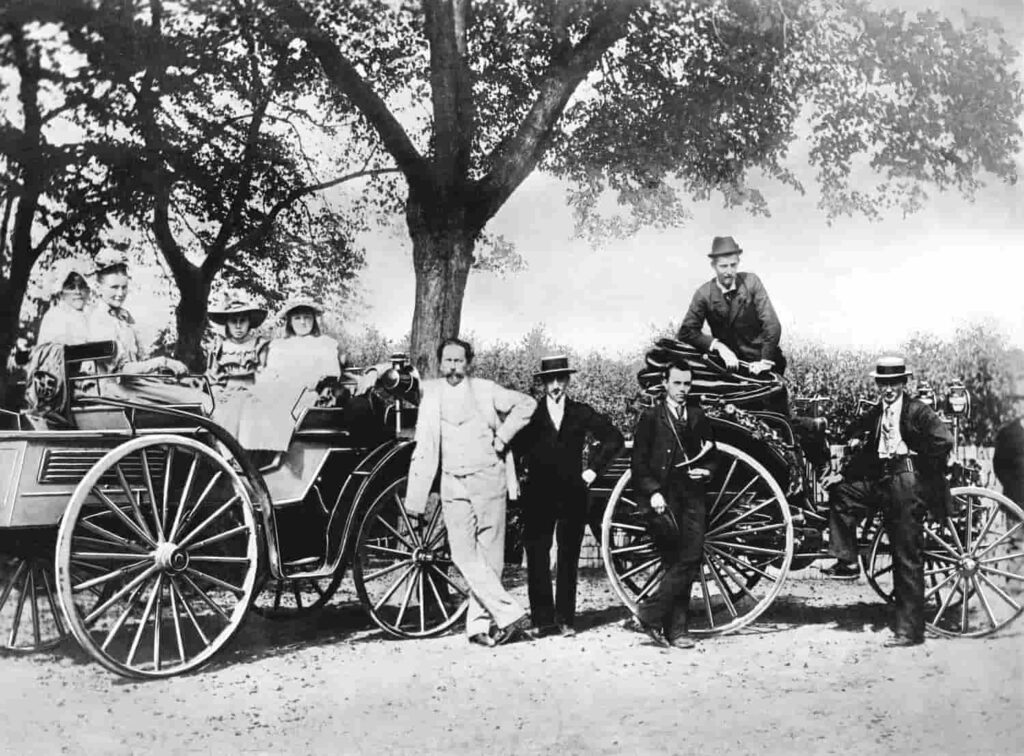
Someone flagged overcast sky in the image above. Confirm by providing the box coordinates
[349,0,1024,356]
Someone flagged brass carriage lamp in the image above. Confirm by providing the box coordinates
[947,381,969,417]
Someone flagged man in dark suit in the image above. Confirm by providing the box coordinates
[994,374,1024,506]
[517,355,624,637]
[677,235,785,376]
[630,361,716,649]
[823,356,953,646]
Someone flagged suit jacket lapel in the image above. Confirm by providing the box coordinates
[727,274,745,327]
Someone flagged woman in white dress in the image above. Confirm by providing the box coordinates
[36,258,93,346]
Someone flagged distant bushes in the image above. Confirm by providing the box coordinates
[336,321,1023,446]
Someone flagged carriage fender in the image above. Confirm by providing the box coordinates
[340,439,416,551]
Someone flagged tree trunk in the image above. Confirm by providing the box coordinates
[407,201,475,378]
[173,271,212,373]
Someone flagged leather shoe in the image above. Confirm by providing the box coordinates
[468,633,496,648]
[558,624,577,638]
[669,633,696,649]
[494,616,537,645]
[885,635,924,648]
[636,618,670,648]
[820,561,860,580]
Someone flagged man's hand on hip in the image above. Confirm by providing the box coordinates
[581,469,597,487]
[493,436,507,456]
[650,492,667,514]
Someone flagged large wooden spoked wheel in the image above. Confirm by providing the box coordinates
[0,550,66,653]
[251,573,344,619]
[352,476,468,638]
[55,436,259,678]
[865,486,1024,637]
[601,442,793,636]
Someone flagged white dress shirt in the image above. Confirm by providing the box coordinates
[546,395,565,431]
[878,395,909,458]
[666,397,686,422]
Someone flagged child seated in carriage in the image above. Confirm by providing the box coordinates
[206,293,270,399]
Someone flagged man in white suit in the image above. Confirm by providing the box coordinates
[405,337,538,647]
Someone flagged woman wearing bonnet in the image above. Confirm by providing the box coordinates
[36,258,93,346]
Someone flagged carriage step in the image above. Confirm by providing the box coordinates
[282,556,321,568]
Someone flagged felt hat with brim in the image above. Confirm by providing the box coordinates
[870,356,913,380]
[93,248,129,276]
[278,295,324,321]
[709,236,743,258]
[48,258,93,297]
[209,296,268,328]
[534,354,577,379]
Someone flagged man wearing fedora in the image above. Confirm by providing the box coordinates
[515,355,624,637]
[823,356,953,647]
[677,236,785,377]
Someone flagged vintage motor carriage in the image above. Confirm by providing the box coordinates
[597,339,1024,639]
[0,341,466,678]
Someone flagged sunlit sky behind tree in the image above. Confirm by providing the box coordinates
[349,0,1024,356]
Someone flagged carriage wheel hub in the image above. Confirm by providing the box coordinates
[958,557,978,577]
[412,548,434,564]
[153,542,189,573]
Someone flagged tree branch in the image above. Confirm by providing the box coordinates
[222,167,400,257]
[470,0,643,228]
[273,0,432,191]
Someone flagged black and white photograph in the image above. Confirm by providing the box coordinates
[0,0,1021,753]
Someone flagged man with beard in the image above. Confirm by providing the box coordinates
[822,356,953,647]
[515,355,624,637]
[405,338,538,647]
[677,236,785,376]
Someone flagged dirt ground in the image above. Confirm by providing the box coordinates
[2,566,1021,756]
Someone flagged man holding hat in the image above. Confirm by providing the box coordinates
[677,236,785,376]
[515,355,624,637]
[823,356,953,647]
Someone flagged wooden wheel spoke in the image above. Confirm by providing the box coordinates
[417,571,426,633]
[0,560,26,614]
[169,452,200,542]
[292,582,303,610]
[968,574,999,629]
[40,566,65,638]
[175,495,241,550]
[84,565,161,626]
[978,564,1024,582]
[610,541,657,557]
[27,568,41,647]
[184,567,245,596]
[393,567,419,629]
[363,558,414,583]
[138,449,163,543]
[73,558,150,594]
[126,575,161,668]
[704,543,773,582]
[152,574,165,671]
[610,521,647,534]
[167,580,187,665]
[177,572,231,624]
[923,528,962,559]
[710,554,758,603]
[703,539,785,558]
[71,551,149,563]
[100,581,149,652]
[922,549,958,564]
[159,448,174,540]
[7,566,31,647]
[944,516,967,554]
[374,515,416,551]
[964,495,975,552]
[393,492,421,548]
[426,566,469,599]
[169,577,210,645]
[974,523,1024,560]
[171,471,224,541]
[363,543,413,559]
[77,522,149,554]
[93,488,157,549]
[424,570,451,621]
[187,556,250,565]
[707,459,738,522]
[924,568,959,600]
[634,564,665,603]
[373,564,415,612]
[697,567,715,626]
[422,503,444,547]
[704,559,739,618]
[923,565,951,578]
[707,496,779,538]
[928,574,962,626]
[114,463,157,543]
[975,571,1022,613]
[978,551,1024,566]
[706,522,787,541]
[969,504,1002,554]
[186,525,250,553]
[619,556,661,582]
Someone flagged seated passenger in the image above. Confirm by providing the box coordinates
[85,249,210,410]
[36,258,93,346]
[206,293,270,399]
[232,296,345,452]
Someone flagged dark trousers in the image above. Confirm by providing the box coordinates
[637,484,707,636]
[829,470,927,640]
[524,490,587,628]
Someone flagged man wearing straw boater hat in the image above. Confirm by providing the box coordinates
[822,356,953,646]
[677,236,785,376]
[515,355,624,638]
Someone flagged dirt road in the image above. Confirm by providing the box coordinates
[2,568,1021,756]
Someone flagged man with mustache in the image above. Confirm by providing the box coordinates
[405,337,538,647]
[515,355,624,637]
[677,236,785,377]
[822,356,953,646]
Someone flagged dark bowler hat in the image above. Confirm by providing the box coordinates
[534,354,577,379]
[869,356,913,380]
[709,236,743,258]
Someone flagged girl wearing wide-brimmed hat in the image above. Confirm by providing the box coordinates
[206,293,270,395]
[36,258,94,346]
[234,295,345,452]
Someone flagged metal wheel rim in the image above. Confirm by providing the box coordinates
[0,553,67,653]
[601,442,793,636]
[352,477,468,638]
[56,435,259,678]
